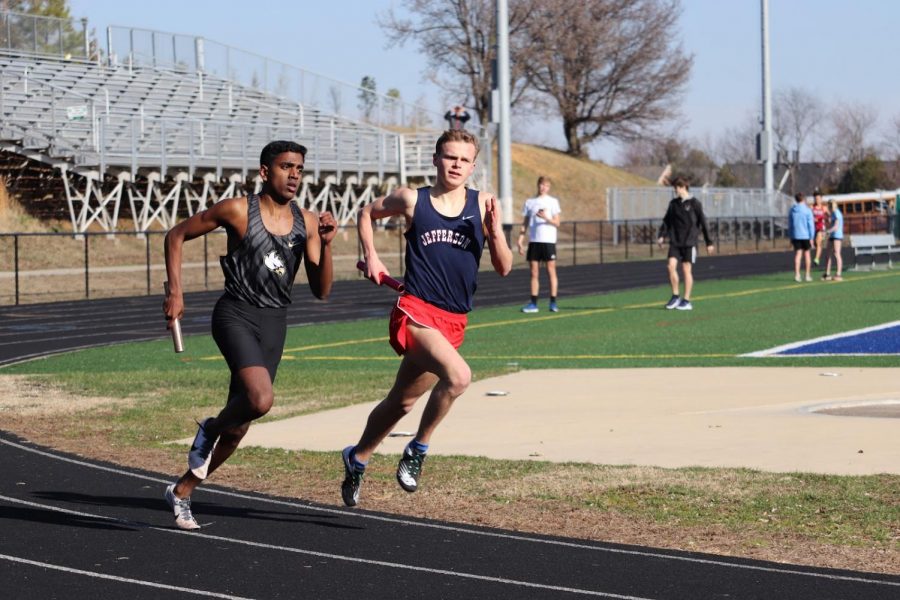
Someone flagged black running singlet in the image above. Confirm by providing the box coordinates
[220,194,306,308]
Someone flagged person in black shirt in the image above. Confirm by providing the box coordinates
[444,105,471,130]
[161,140,336,529]
[656,176,715,311]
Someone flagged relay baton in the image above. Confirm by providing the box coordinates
[163,281,185,353]
[356,260,405,293]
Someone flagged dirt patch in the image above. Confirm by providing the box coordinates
[0,375,133,415]
[1,374,897,575]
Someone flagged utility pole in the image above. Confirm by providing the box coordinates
[496,0,513,232]
[760,0,774,192]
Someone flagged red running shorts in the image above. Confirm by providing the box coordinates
[389,293,468,356]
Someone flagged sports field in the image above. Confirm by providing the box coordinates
[2,269,899,572]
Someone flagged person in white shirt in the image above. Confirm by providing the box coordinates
[516,176,561,313]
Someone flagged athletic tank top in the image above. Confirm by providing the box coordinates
[220,194,306,309]
[812,205,827,231]
[403,187,484,314]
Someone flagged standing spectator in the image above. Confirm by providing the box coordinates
[656,176,715,311]
[444,105,471,130]
[788,192,815,282]
[823,200,844,281]
[517,176,562,312]
[811,189,829,265]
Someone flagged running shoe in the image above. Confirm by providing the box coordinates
[664,295,680,310]
[804,275,813,282]
[164,484,200,530]
[521,302,539,313]
[675,299,693,311]
[396,445,427,493]
[833,275,843,281]
[794,275,802,283]
[822,273,831,281]
[549,300,559,313]
[188,417,217,480]
[341,446,364,507]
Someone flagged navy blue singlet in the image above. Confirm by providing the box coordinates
[403,187,484,313]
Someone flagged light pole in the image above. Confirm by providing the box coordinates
[760,0,774,192]
[496,0,513,231]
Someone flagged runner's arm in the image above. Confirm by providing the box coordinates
[163,197,244,320]
[358,188,416,283]
[303,209,336,300]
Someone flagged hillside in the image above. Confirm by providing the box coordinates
[507,143,656,221]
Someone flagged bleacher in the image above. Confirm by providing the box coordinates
[0,12,482,232]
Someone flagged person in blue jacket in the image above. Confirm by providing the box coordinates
[788,192,815,282]
[823,199,844,281]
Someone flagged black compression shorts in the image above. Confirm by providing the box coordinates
[211,294,287,382]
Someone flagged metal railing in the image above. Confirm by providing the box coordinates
[4,214,883,306]
[607,187,794,220]
[0,10,89,59]
[105,25,486,137]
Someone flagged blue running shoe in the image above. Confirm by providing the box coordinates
[521,302,539,313]
[549,300,559,313]
[664,295,680,310]
[675,299,693,311]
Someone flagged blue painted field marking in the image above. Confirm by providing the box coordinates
[743,320,900,357]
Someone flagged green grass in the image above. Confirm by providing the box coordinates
[7,270,900,436]
[4,270,899,554]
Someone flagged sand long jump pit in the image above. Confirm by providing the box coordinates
[237,367,900,476]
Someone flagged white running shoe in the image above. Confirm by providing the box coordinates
[164,484,200,531]
[188,417,217,480]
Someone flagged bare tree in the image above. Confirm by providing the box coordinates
[713,112,758,165]
[825,101,880,163]
[772,87,824,194]
[520,0,691,157]
[378,0,534,127]
[883,113,900,161]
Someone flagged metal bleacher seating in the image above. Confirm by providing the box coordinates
[0,12,488,232]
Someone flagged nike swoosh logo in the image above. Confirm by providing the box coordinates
[462,215,475,220]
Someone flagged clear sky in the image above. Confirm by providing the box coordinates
[68,0,900,163]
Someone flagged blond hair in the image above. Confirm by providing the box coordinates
[435,129,480,157]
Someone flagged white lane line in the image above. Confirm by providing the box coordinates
[2,436,898,589]
[0,553,256,600]
[0,494,646,599]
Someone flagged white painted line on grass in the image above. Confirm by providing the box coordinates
[0,552,257,599]
[0,494,647,599]
[1,437,898,589]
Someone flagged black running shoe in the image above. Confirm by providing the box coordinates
[396,445,427,493]
[341,446,364,507]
